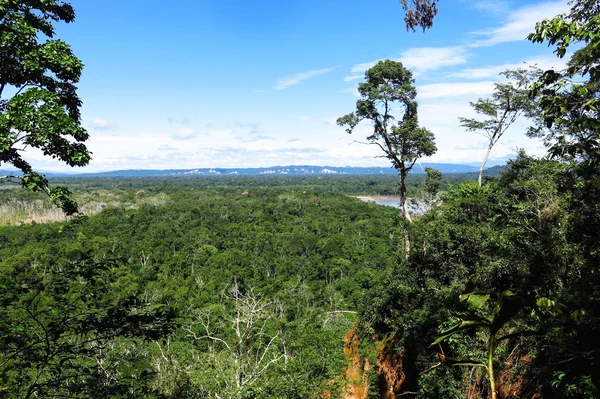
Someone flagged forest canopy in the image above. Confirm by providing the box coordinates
[0,0,599,398]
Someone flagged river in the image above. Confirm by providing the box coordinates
[353,196,425,214]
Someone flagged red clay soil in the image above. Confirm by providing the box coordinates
[376,339,409,398]
[338,327,370,399]
[332,327,412,399]
[333,328,544,399]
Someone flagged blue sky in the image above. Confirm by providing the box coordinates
[28,0,570,171]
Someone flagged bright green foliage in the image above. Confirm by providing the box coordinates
[422,167,441,199]
[527,0,600,164]
[0,0,91,215]
[337,60,436,222]
[0,187,400,397]
[411,167,442,215]
[459,68,542,185]
[361,151,591,398]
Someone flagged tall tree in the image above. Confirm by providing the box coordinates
[0,0,91,215]
[459,68,541,186]
[338,60,436,224]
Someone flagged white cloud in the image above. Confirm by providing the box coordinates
[90,118,113,130]
[417,81,496,99]
[341,87,360,97]
[274,67,336,90]
[419,102,475,125]
[158,144,178,151]
[235,131,275,143]
[327,142,381,160]
[348,60,379,75]
[167,117,189,124]
[345,46,470,81]
[469,1,570,47]
[447,55,565,79]
[400,46,470,73]
[463,0,509,14]
[173,127,201,140]
[324,117,340,126]
[344,74,363,82]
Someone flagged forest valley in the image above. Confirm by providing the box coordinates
[1,0,599,398]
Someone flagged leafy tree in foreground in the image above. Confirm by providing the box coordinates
[459,68,541,186]
[425,290,543,399]
[528,0,599,165]
[527,0,600,393]
[0,254,176,398]
[337,60,436,224]
[0,0,91,215]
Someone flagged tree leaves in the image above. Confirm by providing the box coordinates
[527,7,600,165]
[399,0,439,32]
[0,0,90,215]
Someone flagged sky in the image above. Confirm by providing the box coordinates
[26,0,571,172]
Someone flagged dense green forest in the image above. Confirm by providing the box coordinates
[1,151,598,398]
[0,185,403,397]
[1,0,599,398]
[0,173,483,225]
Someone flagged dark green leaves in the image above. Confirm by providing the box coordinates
[527,5,600,164]
[0,0,90,214]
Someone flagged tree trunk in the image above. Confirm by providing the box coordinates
[487,337,497,399]
[399,171,412,223]
[478,143,494,186]
[399,171,411,259]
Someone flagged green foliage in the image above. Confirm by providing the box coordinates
[427,290,543,399]
[0,0,90,214]
[0,186,401,397]
[422,167,441,198]
[527,0,600,164]
[525,2,600,394]
[0,254,176,398]
[360,148,600,398]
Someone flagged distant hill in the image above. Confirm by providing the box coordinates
[2,163,510,179]
[63,163,481,178]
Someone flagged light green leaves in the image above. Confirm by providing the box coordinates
[459,292,490,309]
[430,317,491,347]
